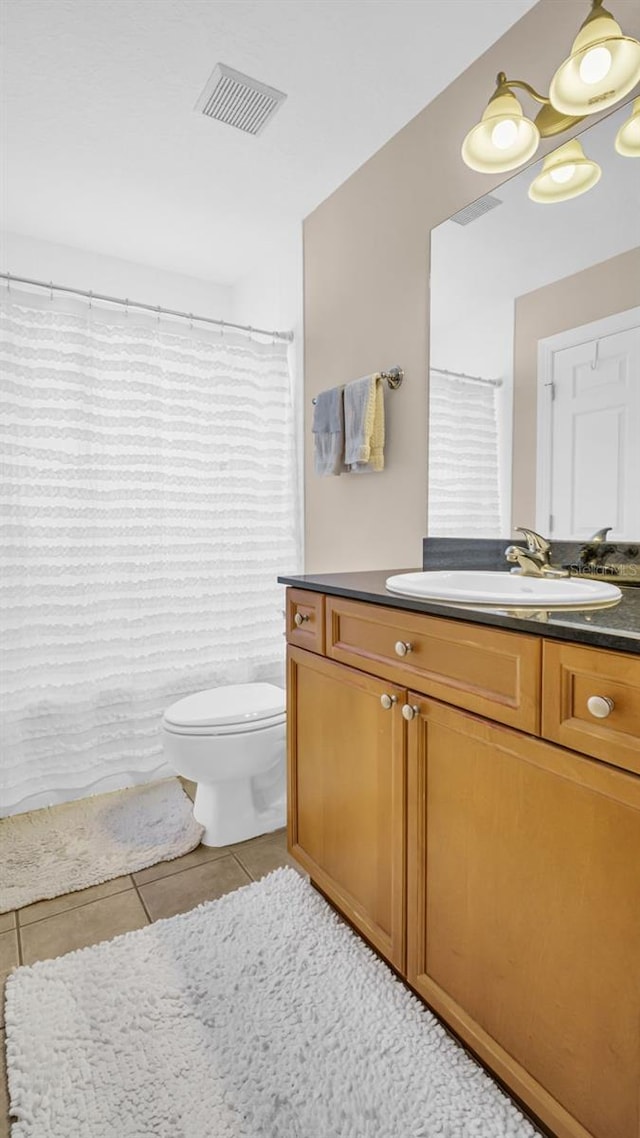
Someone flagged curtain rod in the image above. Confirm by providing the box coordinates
[0,272,294,343]
[431,366,502,388]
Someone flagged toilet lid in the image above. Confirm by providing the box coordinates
[164,683,285,730]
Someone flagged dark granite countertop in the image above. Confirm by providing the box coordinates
[278,568,640,655]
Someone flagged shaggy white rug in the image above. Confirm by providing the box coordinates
[5,868,540,1137]
[0,779,203,912]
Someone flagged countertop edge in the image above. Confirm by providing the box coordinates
[278,572,640,656]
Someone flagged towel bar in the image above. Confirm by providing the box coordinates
[312,367,403,404]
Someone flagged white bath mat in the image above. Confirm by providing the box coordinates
[0,779,203,912]
[5,868,540,1137]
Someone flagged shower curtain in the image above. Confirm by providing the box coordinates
[0,290,299,816]
[427,371,503,537]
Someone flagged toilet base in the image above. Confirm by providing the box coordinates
[193,778,286,847]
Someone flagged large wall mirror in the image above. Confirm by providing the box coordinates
[428,100,640,542]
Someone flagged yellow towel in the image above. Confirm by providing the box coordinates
[344,374,385,473]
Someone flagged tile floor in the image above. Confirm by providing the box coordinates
[0,780,302,1137]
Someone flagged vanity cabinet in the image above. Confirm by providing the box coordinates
[287,646,406,969]
[406,697,640,1138]
[285,588,640,1138]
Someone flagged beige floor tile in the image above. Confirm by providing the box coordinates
[20,889,148,966]
[266,828,287,851]
[234,836,304,882]
[0,915,15,936]
[0,1030,9,1138]
[18,875,133,926]
[139,854,250,921]
[230,825,287,854]
[0,932,19,1032]
[132,842,229,886]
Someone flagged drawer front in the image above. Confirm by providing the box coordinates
[543,640,640,776]
[326,597,541,733]
[286,588,325,654]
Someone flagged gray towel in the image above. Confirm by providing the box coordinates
[344,374,385,473]
[312,386,345,476]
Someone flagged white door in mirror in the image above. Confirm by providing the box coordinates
[541,316,640,540]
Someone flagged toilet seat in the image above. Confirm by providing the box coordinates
[163,683,286,737]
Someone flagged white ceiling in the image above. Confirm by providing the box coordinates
[1,0,537,285]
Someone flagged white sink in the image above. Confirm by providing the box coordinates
[385,570,622,610]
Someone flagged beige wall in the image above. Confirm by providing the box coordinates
[303,0,640,573]
[512,246,640,531]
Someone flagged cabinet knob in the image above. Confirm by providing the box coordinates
[294,612,309,627]
[380,693,397,710]
[587,695,615,719]
[395,640,412,658]
[402,703,420,721]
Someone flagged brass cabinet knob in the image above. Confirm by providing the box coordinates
[380,693,397,710]
[587,695,615,719]
[402,704,420,721]
[294,612,309,627]
[394,640,412,658]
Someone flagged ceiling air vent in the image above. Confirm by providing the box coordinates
[450,194,503,226]
[195,63,287,136]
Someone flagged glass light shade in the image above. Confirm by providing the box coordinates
[615,97,640,155]
[528,139,601,203]
[550,7,640,115]
[461,90,540,173]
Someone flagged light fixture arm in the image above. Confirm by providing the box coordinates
[493,72,550,107]
[491,72,585,138]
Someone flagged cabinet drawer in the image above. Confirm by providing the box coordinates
[326,597,540,734]
[286,588,325,654]
[543,640,640,776]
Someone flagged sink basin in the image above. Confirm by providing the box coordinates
[385,570,622,610]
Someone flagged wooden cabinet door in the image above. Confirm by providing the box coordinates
[406,696,640,1138]
[287,645,406,970]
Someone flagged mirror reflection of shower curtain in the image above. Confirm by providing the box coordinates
[0,291,299,817]
[428,372,502,537]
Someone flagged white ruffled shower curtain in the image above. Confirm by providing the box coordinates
[0,291,299,817]
[427,371,502,537]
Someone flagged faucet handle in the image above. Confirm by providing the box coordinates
[515,527,551,555]
[588,527,612,544]
[579,526,615,567]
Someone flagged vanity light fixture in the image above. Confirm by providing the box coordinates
[615,96,640,154]
[550,0,640,115]
[461,0,640,175]
[528,139,602,203]
[461,76,540,173]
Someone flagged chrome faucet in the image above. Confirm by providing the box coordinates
[504,527,569,578]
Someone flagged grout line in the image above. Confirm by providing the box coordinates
[231,852,255,882]
[15,878,135,930]
[132,850,232,889]
[130,878,153,925]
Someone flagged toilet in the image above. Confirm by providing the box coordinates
[162,682,286,847]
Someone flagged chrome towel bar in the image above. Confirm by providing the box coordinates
[312,366,403,404]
